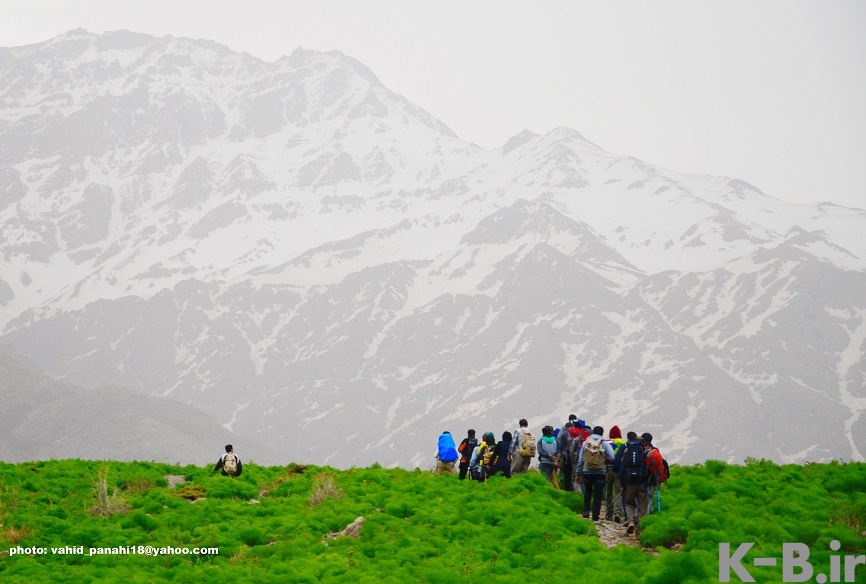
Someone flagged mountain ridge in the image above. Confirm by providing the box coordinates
[0,345,282,464]
[1,30,863,468]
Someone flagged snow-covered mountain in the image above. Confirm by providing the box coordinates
[1,29,864,468]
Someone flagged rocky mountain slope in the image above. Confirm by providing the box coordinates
[1,29,864,467]
[0,345,281,464]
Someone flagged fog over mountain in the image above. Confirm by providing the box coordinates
[0,345,282,464]
[1,29,864,468]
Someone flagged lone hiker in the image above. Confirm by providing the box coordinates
[214,444,242,477]
[435,431,459,474]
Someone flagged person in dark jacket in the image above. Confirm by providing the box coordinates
[214,444,242,477]
[457,429,479,480]
[605,425,626,522]
[613,432,648,535]
[487,431,513,478]
[471,432,496,482]
[556,418,576,491]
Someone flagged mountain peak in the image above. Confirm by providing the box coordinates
[1,30,864,469]
[543,126,602,150]
[500,129,541,154]
[57,27,95,40]
[284,45,382,86]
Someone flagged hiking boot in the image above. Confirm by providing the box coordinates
[626,523,635,535]
[614,514,622,524]
[581,512,590,519]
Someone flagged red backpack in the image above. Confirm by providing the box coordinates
[647,447,667,484]
[565,427,583,465]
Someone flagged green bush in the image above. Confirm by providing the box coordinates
[641,515,689,548]
[121,511,159,532]
[204,476,258,500]
[238,527,267,547]
[643,549,711,584]
[0,459,863,583]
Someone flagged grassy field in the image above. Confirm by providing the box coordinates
[0,458,863,583]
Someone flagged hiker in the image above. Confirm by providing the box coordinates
[537,426,559,487]
[556,414,577,440]
[570,420,591,493]
[435,431,459,475]
[457,429,479,481]
[642,433,666,514]
[555,421,573,491]
[555,415,578,491]
[557,422,581,492]
[614,432,649,535]
[214,444,242,477]
[469,432,489,478]
[470,433,496,482]
[605,425,626,522]
[509,419,535,475]
[576,420,591,442]
[487,431,513,479]
[576,426,616,521]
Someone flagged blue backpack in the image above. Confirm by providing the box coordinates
[437,434,459,462]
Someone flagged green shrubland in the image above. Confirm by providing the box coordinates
[0,458,862,583]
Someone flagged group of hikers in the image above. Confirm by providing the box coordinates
[214,417,669,535]
[434,415,669,534]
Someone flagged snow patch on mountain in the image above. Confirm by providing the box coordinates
[1,30,864,467]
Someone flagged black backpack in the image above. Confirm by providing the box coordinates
[621,441,648,485]
[460,438,478,463]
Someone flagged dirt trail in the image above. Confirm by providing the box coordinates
[594,519,681,555]
[594,519,641,549]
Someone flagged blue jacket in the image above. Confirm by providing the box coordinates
[437,433,459,462]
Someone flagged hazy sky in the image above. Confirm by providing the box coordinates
[2,1,864,208]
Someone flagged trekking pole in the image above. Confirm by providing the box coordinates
[657,487,661,513]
